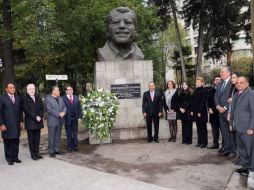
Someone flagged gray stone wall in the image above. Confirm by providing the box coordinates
[95,61,153,140]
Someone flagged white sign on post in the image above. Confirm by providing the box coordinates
[46,75,68,81]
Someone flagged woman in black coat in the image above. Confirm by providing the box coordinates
[177,82,193,145]
[22,84,44,160]
[190,77,208,148]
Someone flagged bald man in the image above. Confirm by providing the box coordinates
[230,77,254,178]
[0,83,23,165]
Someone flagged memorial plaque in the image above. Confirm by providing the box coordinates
[111,83,141,99]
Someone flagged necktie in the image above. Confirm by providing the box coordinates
[31,96,36,103]
[10,95,15,104]
[221,81,226,91]
[150,91,154,101]
[70,95,73,104]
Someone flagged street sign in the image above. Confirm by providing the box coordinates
[46,75,68,81]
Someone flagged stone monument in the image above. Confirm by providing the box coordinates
[95,7,153,140]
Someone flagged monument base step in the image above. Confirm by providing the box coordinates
[112,119,171,140]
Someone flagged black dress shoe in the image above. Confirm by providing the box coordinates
[235,167,248,174]
[172,138,176,142]
[14,158,22,163]
[67,148,73,152]
[55,151,65,155]
[235,167,249,176]
[49,153,56,157]
[73,147,79,152]
[8,161,14,165]
[207,145,219,149]
[240,170,249,177]
[200,145,207,148]
[218,148,224,153]
[195,144,201,147]
[154,139,159,143]
[31,156,39,161]
[168,137,173,142]
[36,153,43,159]
[148,139,153,143]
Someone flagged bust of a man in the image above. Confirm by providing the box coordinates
[97,7,144,62]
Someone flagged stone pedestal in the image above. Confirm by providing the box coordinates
[95,61,153,140]
[89,132,112,145]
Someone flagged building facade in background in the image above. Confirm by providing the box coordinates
[165,0,252,82]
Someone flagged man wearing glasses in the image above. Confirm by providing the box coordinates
[62,85,82,152]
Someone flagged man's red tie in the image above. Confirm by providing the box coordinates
[70,95,73,104]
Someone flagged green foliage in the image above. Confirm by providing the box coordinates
[231,56,253,84]
[204,0,247,61]
[81,89,120,140]
[0,0,168,92]
[203,68,220,85]
[171,45,194,85]
[182,0,248,62]
[157,22,194,85]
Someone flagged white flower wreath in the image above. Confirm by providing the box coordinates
[81,88,120,140]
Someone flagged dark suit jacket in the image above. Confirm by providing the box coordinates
[190,86,208,123]
[0,93,23,139]
[207,87,220,124]
[230,88,254,133]
[62,95,81,126]
[142,90,163,117]
[177,90,192,121]
[22,94,44,130]
[214,79,232,118]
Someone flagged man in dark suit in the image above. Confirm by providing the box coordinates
[214,67,236,158]
[45,86,67,157]
[142,82,163,143]
[22,84,44,160]
[0,83,23,165]
[230,77,254,178]
[207,76,221,149]
[62,85,81,152]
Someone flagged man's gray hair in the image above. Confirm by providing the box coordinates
[221,66,231,73]
[106,7,138,27]
[26,83,35,90]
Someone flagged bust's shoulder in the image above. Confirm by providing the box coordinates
[133,43,144,60]
[97,42,112,62]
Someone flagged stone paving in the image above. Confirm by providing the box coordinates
[0,122,252,190]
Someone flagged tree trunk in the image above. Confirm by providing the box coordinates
[195,0,205,79]
[226,49,232,66]
[3,0,15,84]
[169,0,187,81]
[195,24,204,78]
[251,0,254,81]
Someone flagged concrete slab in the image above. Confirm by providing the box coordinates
[55,140,234,190]
[0,143,171,190]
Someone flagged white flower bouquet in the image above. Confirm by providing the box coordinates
[81,88,120,140]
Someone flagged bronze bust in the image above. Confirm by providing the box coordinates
[97,7,144,62]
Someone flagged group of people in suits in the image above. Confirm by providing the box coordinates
[142,66,254,184]
[0,83,81,165]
